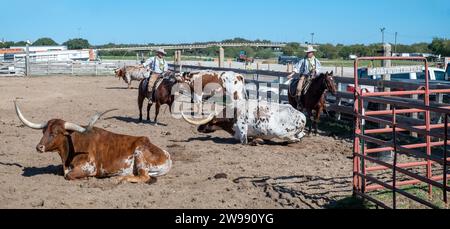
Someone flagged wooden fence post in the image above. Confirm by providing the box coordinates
[218,47,224,68]
[382,43,392,112]
[336,82,342,121]
[25,44,30,76]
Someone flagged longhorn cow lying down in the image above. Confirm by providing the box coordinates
[182,100,307,145]
[14,102,171,183]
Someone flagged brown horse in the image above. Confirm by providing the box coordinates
[288,71,337,135]
[138,73,183,124]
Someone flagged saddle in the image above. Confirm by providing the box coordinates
[142,77,165,99]
[289,76,313,97]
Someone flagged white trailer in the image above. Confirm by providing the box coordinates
[12,49,97,62]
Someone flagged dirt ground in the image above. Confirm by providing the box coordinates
[0,76,354,209]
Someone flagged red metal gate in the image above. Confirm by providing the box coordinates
[352,57,450,209]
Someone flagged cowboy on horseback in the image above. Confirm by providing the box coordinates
[143,48,169,105]
[287,45,321,110]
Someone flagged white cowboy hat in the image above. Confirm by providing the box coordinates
[304,46,317,53]
[155,48,167,55]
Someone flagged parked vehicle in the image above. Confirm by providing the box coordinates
[446,64,450,79]
[236,50,254,63]
[345,67,448,94]
[278,56,300,65]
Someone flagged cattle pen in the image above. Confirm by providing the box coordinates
[169,60,450,209]
[0,57,449,209]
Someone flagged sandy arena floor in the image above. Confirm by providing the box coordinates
[0,76,354,209]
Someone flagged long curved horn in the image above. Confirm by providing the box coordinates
[65,109,118,133]
[64,122,86,133]
[14,101,47,129]
[181,102,217,126]
[86,109,118,131]
[181,111,216,126]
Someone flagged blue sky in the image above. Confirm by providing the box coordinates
[1,0,449,45]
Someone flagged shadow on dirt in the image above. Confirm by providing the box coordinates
[186,136,240,145]
[108,116,168,127]
[233,175,366,209]
[0,162,23,168]
[22,165,63,177]
[105,87,138,90]
[185,136,300,146]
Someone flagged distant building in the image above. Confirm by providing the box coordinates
[10,46,67,52]
[1,46,97,62]
[392,52,440,59]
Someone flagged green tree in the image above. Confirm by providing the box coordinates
[429,38,450,56]
[32,37,58,46]
[14,41,28,46]
[0,41,15,49]
[282,42,301,56]
[63,38,91,50]
[255,48,276,59]
[317,43,338,59]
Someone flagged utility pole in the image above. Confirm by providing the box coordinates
[394,32,398,54]
[310,33,315,45]
[380,27,386,44]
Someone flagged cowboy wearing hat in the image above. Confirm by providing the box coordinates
[288,45,321,108]
[143,48,169,104]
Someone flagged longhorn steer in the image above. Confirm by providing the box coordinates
[115,65,148,89]
[14,102,171,183]
[182,71,246,103]
[181,100,307,145]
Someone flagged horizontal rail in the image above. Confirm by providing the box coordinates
[365,141,450,154]
[353,190,392,209]
[362,90,426,97]
[355,152,449,191]
[359,173,441,209]
[366,175,450,193]
[364,123,449,135]
[360,96,450,115]
[356,134,446,165]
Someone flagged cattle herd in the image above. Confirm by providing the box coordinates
[14,65,315,184]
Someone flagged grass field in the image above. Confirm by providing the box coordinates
[331,184,448,209]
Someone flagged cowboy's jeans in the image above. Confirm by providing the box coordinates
[147,73,161,104]
[296,76,306,97]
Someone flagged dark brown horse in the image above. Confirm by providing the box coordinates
[288,71,337,135]
[138,73,183,125]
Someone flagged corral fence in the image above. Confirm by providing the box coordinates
[0,59,117,77]
[169,63,449,121]
[171,60,450,208]
[352,57,449,209]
